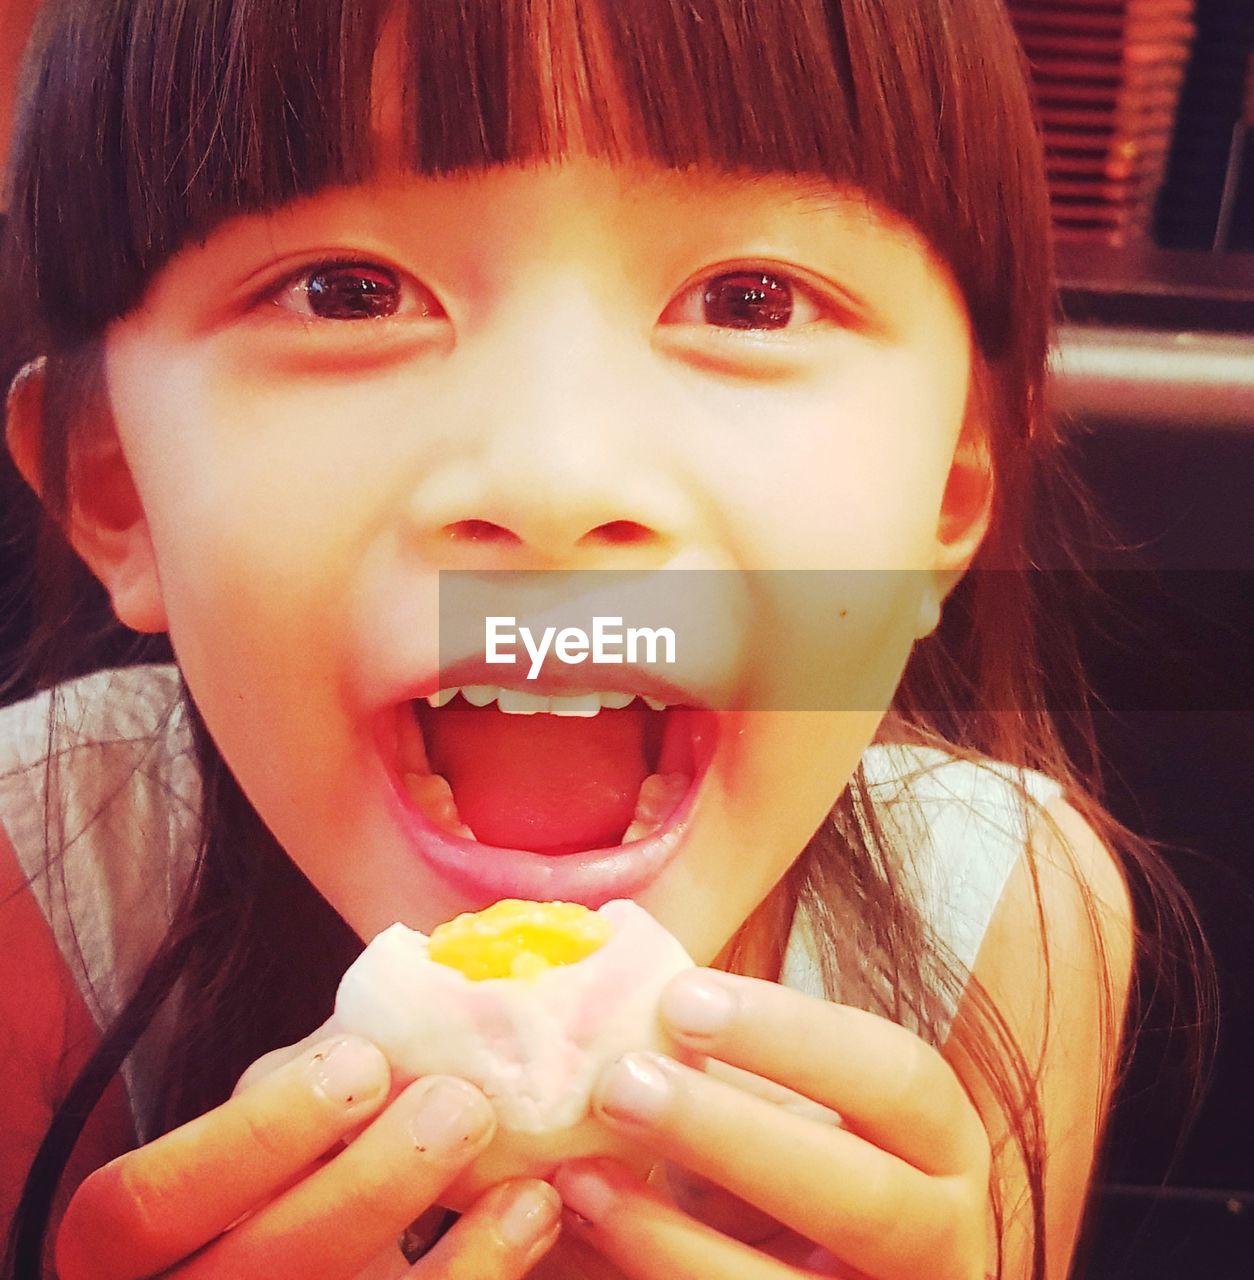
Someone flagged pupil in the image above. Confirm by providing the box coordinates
[703,272,793,329]
[307,268,399,320]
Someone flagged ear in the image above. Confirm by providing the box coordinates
[915,408,995,639]
[6,357,168,634]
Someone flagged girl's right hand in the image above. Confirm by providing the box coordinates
[54,1037,562,1280]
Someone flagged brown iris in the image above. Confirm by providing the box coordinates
[303,265,401,320]
[702,271,793,330]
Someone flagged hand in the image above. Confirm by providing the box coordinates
[55,1036,561,1279]
[553,970,991,1280]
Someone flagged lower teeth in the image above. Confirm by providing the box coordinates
[621,772,690,843]
[402,772,476,839]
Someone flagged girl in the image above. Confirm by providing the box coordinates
[0,0,1165,1276]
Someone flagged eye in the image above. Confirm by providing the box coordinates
[267,261,443,322]
[663,268,825,332]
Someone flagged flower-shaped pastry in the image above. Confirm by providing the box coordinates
[334,898,695,1197]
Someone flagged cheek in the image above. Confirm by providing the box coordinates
[649,708,879,965]
[110,364,373,637]
[732,570,926,717]
[699,363,968,571]
[105,362,368,781]
[734,711,881,840]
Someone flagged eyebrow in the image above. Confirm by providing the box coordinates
[642,166,880,223]
[749,173,879,219]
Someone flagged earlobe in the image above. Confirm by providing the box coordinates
[913,583,943,640]
[5,356,168,634]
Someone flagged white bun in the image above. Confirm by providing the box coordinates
[334,899,695,1199]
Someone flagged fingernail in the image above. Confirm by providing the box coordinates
[596,1052,673,1125]
[409,1078,493,1156]
[308,1038,389,1108]
[497,1181,561,1249]
[661,971,737,1038]
[555,1164,618,1225]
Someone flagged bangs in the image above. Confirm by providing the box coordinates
[9,0,1050,367]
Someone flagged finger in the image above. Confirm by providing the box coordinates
[178,1076,496,1280]
[660,970,987,1175]
[556,1160,803,1280]
[592,1051,971,1280]
[410,1180,561,1278]
[662,1165,882,1273]
[233,1016,344,1096]
[56,1037,391,1280]
[663,1166,789,1244]
[702,1059,844,1128]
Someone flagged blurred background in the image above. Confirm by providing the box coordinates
[1000,3,1254,1276]
[1,1,1252,1275]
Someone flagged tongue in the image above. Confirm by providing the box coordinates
[419,701,654,854]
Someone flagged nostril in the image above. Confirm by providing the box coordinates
[444,519,520,544]
[583,521,655,546]
[440,519,655,550]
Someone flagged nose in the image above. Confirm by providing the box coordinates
[401,283,695,567]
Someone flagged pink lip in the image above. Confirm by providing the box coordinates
[378,708,718,908]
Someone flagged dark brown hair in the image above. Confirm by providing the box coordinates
[1,2,1208,1277]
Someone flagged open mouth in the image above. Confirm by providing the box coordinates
[393,685,715,855]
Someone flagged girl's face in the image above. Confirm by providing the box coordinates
[100,159,981,964]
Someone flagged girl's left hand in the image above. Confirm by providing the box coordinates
[553,969,992,1280]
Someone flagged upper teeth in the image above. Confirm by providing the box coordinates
[424,686,669,716]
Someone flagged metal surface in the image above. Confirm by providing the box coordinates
[1050,324,1254,430]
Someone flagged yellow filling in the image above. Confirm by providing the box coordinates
[427,899,613,980]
